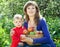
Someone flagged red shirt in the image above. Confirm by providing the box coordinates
[10,26,26,47]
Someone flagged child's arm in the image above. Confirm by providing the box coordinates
[10,29,20,47]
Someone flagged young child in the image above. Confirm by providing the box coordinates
[10,14,28,47]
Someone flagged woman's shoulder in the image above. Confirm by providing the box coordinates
[24,20,28,28]
[39,17,46,23]
[24,20,28,24]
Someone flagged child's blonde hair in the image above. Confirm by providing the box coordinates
[13,14,22,20]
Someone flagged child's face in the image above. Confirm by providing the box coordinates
[13,19,23,27]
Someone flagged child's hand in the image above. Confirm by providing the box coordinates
[10,29,15,36]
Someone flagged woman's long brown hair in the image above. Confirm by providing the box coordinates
[23,1,42,25]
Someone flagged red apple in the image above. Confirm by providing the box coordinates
[23,30,28,35]
[28,27,34,32]
[36,31,43,34]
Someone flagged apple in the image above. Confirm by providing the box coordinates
[30,32,35,35]
[28,27,34,32]
[23,30,28,35]
[36,31,43,34]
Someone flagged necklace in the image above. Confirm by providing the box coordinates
[28,20,36,29]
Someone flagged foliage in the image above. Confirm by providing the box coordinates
[36,0,60,17]
[45,16,60,47]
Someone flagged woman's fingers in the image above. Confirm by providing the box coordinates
[21,35,27,42]
[21,39,26,42]
[21,37,33,45]
[26,37,33,45]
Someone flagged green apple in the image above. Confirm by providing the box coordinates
[30,32,35,35]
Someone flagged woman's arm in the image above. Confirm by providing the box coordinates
[21,35,33,45]
[22,18,51,44]
[33,18,51,44]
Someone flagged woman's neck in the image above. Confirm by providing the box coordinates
[29,16,34,21]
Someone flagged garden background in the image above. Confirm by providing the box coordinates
[0,0,60,47]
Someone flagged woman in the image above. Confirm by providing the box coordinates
[21,1,56,47]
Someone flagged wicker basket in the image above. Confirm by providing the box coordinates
[27,33,43,39]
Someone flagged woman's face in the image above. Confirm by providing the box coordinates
[26,5,36,17]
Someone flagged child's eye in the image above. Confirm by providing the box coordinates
[15,21,17,23]
[19,21,22,23]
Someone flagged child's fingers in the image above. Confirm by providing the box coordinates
[10,29,15,36]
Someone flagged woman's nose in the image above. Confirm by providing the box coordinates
[29,8,32,11]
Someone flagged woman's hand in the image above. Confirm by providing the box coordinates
[18,42,24,46]
[25,37,33,45]
[21,35,33,45]
[10,29,15,37]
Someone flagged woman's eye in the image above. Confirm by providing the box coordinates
[27,8,30,9]
[32,8,34,9]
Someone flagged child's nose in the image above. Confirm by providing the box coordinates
[17,22,19,24]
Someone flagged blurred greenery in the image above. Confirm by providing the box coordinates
[0,0,60,47]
